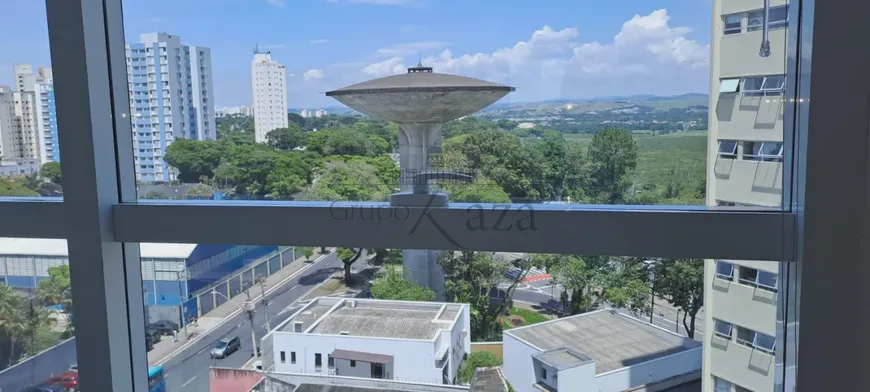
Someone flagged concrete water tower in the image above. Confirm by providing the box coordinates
[326,64,515,299]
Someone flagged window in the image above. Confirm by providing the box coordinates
[736,326,756,346]
[743,142,783,162]
[719,78,740,93]
[717,140,738,159]
[315,353,322,369]
[541,368,547,380]
[744,75,786,95]
[714,319,733,339]
[714,377,732,392]
[350,360,356,367]
[747,7,787,32]
[724,14,742,34]
[753,331,776,353]
[757,270,778,291]
[738,266,758,284]
[280,351,286,363]
[715,260,734,280]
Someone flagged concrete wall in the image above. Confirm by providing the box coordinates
[270,333,441,384]
[502,333,540,392]
[709,337,775,392]
[209,367,263,392]
[556,362,595,392]
[592,348,702,392]
[334,357,379,379]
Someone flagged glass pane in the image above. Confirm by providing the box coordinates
[0,238,78,392]
[0,2,62,199]
[119,0,791,211]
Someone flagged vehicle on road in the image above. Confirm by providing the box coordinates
[145,327,162,343]
[68,364,78,372]
[145,334,154,351]
[17,384,66,392]
[45,371,79,391]
[210,336,241,359]
[148,320,179,336]
[148,365,166,392]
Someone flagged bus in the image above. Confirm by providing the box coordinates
[148,365,166,392]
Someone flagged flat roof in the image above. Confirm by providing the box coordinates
[281,298,462,340]
[0,238,197,259]
[469,367,510,392]
[264,372,466,392]
[533,348,592,370]
[505,309,700,374]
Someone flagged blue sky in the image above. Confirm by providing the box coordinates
[0,0,712,107]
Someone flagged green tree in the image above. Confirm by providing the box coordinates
[266,124,306,151]
[370,266,436,301]
[185,184,215,199]
[301,160,391,201]
[141,191,168,199]
[0,284,26,366]
[216,114,254,138]
[533,138,586,201]
[40,162,62,185]
[439,251,531,341]
[653,259,704,338]
[0,178,38,197]
[323,128,377,156]
[366,135,390,155]
[458,351,502,383]
[164,139,223,183]
[586,128,638,204]
[297,246,314,261]
[442,179,511,203]
[337,248,364,283]
[37,265,72,324]
[287,112,306,127]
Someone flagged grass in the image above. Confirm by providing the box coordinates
[500,307,550,330]
[565,131,708,194]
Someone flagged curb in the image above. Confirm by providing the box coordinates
[153,250,334,366]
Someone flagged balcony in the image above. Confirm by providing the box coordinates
[710,276,777,334]
[713,93,783,142]
[709,335,775,392]
[719,29,787,78]
[713,158,782,207]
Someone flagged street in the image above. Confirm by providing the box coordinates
[160,252,341,391]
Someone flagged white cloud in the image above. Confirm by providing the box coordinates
[310,39,329,45]
[265,0,285,6]
[376,41,451,57]
[358,9,708,99]
[303,69,325,80]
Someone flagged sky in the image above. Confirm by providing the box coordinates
[0,0,712,108]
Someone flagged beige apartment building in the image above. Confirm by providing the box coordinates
[704,0,788,391]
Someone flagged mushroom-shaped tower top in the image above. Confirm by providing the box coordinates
[326,66,514,123]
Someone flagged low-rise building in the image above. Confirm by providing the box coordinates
[503,309,702,392]
[0,158,39,177]
[263,297,471,385]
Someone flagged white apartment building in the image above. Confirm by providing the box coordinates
[300,109,313,118]
[252,49,287,143]
[263,297,471,386]
[126,33,216,183]
[705,1,788,391]
[315,109,327,118]
[503,310,702,392]
[215,106,254,117]
[2,65,56,164]
[0,86,17,160]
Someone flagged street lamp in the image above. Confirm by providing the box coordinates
[642,259,659,324]
[213,285,260,358]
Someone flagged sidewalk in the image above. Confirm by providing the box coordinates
[146,250,332,365]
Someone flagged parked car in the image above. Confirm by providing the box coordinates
[145,327,162,343]
[148,320,179,336]
[45,371,78,391]
[17,384,66,392]
[145,334,154,351]
[210,336,240,359]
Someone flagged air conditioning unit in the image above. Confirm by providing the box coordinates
[347,300,356,308]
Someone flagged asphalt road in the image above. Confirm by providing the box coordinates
[161,252,341,391]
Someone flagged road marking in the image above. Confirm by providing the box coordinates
[181,376,197,388]
[154,250,334,366]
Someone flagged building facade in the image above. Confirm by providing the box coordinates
[0,86,16,160]
[264,298,471,386]
[126,33,216,183]
[35,81,59,163]
[704,1,788,391]
[252,50,288,143]
[215,106,254,117]
[315,109,327,118]
[1,64,56,164]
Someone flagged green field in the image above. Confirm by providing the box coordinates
[565,131,708,193]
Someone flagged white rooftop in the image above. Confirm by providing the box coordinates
[0,238,197,259]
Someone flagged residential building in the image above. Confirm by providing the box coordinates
[215,105,254,117]
[252,49,288,143]
[125,32,216,183]
[315,109,327,117]
[502,310,702,392]
[209,368,472,392]
[34,81,59,163]
[705,1,788,391]
[3,64,54,163]
[264,297,470,385]
[300,109,313,118]
[0,158,39,177]
[0,86,16,159]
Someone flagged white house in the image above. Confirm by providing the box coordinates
[503,309,702,392]
[262,297,471,385]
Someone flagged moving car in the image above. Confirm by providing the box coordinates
[148,320,179,336]
[210,336,240,359]
[45,371,79,391]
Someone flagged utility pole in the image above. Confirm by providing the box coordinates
[244,286,259,357]
[258,276,271,331]
[177,270,188,336]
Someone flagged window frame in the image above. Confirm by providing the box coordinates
[717,140,739,159]
[713,319,734,339]
[8,0,865,391]
[715,260,734,280]
[723,13,743,35]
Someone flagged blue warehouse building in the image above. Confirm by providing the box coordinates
[0,238,278,311]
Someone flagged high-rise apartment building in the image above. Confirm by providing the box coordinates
[126,33,216,183]
[3,64,56,164]
[252,49,288,143]
[704,1,788,391]
[0,86,17,160]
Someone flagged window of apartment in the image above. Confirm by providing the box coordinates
[756,270,778,291]
[724,14,742,34]
[738,265,758,284]
[736,326,756,346]
[280,351,286,363]
[744,75,786,96]
[717,140,738,159]
[715,260,734,280]
[315,353,322,370]
[753,331,776,353]
[743,142,784,162]
[748,6,788,32]
[719,78,740,93]
[713,377,733,392]
[350,360,356,367]
[713,319,733,339]
[541,368,547,380]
